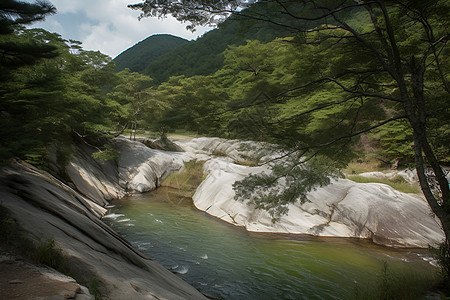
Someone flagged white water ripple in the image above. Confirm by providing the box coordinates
[103,213,125,220]
[174,265,189,275]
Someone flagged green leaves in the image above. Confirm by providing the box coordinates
[0,26,121,166]
[92,144,119,162]
[233,155,341,221]
[108,69,169,133]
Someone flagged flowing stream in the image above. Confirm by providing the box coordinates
[104,187,437,300]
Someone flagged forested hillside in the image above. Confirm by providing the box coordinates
[118,3,308,83]
[114,34,188,73]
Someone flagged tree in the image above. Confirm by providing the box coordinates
[0,27,118,165]
[108,69,169,138]
[130,1,450,242]
[0,0,57,80]
[156,75,227,134]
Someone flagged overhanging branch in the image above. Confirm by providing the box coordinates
[298,115,407,150]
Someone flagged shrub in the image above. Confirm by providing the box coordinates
[162,160,204,193]
[0,205,17,244]
[31,238,70,274]
[92,144,119,162]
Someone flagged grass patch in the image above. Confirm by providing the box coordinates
[1,204,70,273]
[161,160,205,194]
[89,278,103,300]
[233,158,258,167]
[31,238,71,274]
[347,175,420,193]
[344,157,386,174]
[1,204,105,297]
[430,243,450,295]
[0,204,18,243]
[211,149,228,157]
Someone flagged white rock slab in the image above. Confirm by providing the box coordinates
[187,139,444,248]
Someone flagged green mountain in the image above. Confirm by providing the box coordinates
[115,3,305,84]
[142,20,291,84]
[143,15,298,83]
[113,34,188,73]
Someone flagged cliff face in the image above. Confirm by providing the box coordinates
[0,138,206,299]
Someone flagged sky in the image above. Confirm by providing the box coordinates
[28,0,213,58]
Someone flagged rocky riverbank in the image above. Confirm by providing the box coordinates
[0,138,206,300]
[175,137,445,248]
[0,135,445,299]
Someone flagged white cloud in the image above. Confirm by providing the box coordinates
[34,0,213,57]
[41,19,66,36]
[49,0,86,14]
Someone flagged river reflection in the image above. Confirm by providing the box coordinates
[104,187,437,300]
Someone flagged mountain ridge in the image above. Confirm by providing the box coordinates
[114,34,188,73]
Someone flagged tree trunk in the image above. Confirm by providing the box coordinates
[412,124,450,245]
[407,59,450,244]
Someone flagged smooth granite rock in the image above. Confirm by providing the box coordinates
[0,160,206,300]
[143,137,185,152]
[64,136,446,248]
[0,258,92,300]
[187,138,445,248]
[65,137,187,206]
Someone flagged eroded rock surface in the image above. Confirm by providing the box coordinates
[186,138,445,248]
[0,256,92,300]
[65,137,187,206]
[0,160,206,300]
[1,134,444,300]
[57,136,447,248]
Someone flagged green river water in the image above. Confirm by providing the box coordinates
[104,187,437,300]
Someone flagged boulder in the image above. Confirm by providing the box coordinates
[177,137,272,165]
[356,169,419,185]
[114,137,186,192]
[65,143,123,206]
[0,258,92,300]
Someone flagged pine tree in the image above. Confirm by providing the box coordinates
[0,0,57,79]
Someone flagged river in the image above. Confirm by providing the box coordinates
[104,187,437,300]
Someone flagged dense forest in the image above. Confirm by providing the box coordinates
[0,2,165,166]
[117,1,449,166]
[2,0,448,186]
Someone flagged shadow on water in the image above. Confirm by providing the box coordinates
[103,187,438,300]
